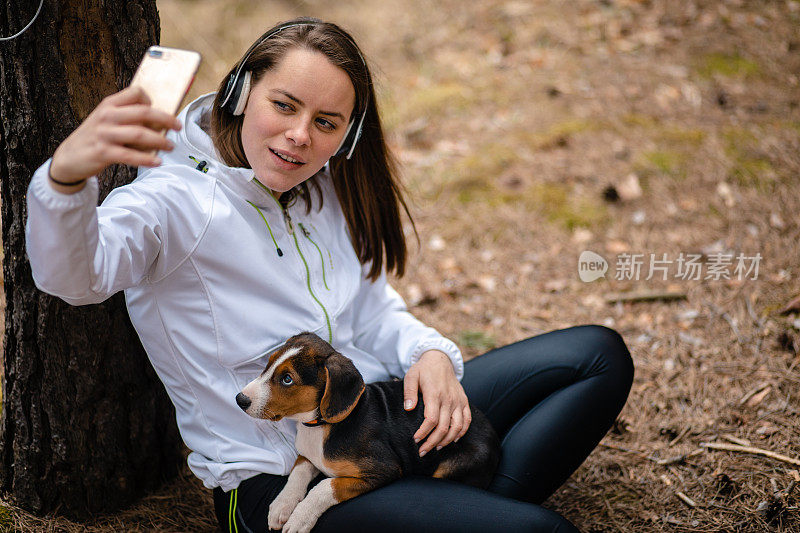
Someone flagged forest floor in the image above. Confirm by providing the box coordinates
[4,0,800,531]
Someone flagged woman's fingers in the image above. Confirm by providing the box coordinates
[103,144,162,168]
[419,401,452,456]
[414,397,440,445]
[107,104,182,131]
[403,368,420,411]
[104,85,151,107]
[100,125,174,152]
[438,407,463,449]
[456,405,472,441]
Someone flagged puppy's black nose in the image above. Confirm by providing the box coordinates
[236,393,251,411]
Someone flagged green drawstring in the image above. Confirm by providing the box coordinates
[247,201,283,257]
[229,488,239,533]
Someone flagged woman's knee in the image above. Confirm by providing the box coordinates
[573,324,634,389]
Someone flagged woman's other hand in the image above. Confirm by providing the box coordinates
[403,350,471,457]
[48,86,182,192]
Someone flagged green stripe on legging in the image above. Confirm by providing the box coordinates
[229,488,239,533]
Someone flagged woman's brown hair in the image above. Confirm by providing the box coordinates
[211,17,414,281]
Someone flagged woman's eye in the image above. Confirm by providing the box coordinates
[316,118,335,131]
[273,101,292,112]
[281,374,293,386]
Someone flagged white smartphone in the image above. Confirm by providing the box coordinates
[129,46,202,121]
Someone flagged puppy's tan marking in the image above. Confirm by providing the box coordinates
[322,458,365,479]
[432,461,455,479]
[330,476,374,502]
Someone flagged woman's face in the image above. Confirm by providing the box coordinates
[241,47,356,193]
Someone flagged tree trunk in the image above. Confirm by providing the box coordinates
[0,0,183,519]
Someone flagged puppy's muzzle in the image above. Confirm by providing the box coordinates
[236,392,252,411]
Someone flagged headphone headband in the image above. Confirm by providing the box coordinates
[220,21,312,110]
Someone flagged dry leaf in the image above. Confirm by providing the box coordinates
[406,284,423,307]
[716,182,736,207]
[617,173,643,201]
[477,275,497,292]
[428,235,445,251]
[755,423,779,437]
[745,386,771,407]
[606,240,630,253]
[544,279,568,293]
[572,228,593,244]
[780,294,800,315]
[440,259,464,279]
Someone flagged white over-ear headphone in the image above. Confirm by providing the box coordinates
[220,21,369,160]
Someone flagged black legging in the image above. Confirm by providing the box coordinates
[214,325,634,532]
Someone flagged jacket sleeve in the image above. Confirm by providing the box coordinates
[25,159,164,306]
[350,266,464,380]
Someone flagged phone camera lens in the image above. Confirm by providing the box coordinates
[148,49,163,58]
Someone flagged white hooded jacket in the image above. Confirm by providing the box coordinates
[25,93,463,491]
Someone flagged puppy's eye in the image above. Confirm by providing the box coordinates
[281,373,294,386]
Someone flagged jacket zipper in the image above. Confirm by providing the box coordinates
[290,224,333,343]
[309,222,334,272]
[298,222,329,291]
[250,179,333,343]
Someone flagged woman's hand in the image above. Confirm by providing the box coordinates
[403,350,471,457]
[49,86,182,191]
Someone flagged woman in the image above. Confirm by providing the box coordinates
[26,17,633,532]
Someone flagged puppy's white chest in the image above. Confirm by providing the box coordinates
[295,425,334,477]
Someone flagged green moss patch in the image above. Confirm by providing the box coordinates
[457,330,497,352]
[634,150,688,180]
[528,183,608,231]
[696,52,761,79]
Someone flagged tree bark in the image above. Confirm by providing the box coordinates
[0,0,183,519]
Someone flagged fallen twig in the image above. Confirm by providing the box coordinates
[655,449,704,466]
[599,442,648,458]
[721,433,752,447]
[700,442,800,467]
[738,383,771,406]
[709,302,744,345]
[600,442,703,465]
[779,293,800,315]
[604,290,687,304]
[676,491,698,508]
[668,426,691,447]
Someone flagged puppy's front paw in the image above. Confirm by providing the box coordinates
[282,500,321,533]
[268,491,303,531]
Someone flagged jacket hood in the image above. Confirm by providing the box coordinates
[161,93,275,207]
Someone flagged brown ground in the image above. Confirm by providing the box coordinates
[4,0,800,531]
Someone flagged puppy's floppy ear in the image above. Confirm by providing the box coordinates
[319,351,365,423]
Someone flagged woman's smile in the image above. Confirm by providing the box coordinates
[268,147,306,168]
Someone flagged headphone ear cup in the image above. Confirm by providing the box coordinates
[230,70,252,116]
[333,120,355,157]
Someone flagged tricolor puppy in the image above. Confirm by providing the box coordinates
[236,332,500,533]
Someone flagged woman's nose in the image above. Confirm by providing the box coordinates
[286,120,311,146]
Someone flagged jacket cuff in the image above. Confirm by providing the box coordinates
[408,337,464,381]
[30,159,98,209]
